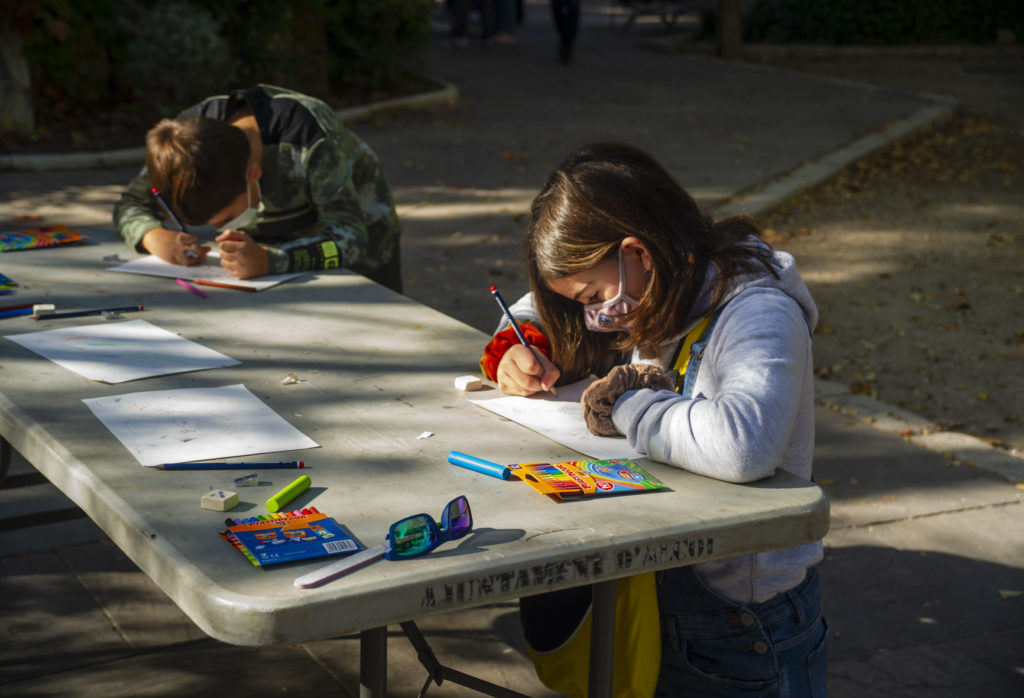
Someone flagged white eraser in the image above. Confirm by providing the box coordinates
[454,375,483,391]
[201,489,239,511]
[32,304,55,317]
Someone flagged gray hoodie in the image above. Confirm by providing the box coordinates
[505,246,823,603]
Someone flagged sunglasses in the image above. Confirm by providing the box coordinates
[384,495,473,561]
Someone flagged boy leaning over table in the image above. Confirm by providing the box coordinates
[113,84,403,292]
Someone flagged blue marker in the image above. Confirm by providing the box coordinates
[448,450,513,480]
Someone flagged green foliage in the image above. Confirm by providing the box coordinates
[322,0,433,90]
[743,0,1024,45]
[7,0,433,132]
[6,0,128,117]
[119,1,238,118]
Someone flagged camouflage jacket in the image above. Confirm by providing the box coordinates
[112,84,400,277]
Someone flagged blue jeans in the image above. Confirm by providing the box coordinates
[656,566,828,697]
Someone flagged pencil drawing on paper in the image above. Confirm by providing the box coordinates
[83,384,319,466]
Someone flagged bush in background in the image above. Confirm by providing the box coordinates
[2,0,433,140]
[743,0,1024,45]
[322,0,433,91]
[119,1,237,119]
[3,0,130,137]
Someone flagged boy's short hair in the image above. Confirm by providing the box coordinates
[145,116,250,225]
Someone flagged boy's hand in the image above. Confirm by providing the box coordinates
[216,230,269,279]
[496,344,560,396]
[141,228,209,266]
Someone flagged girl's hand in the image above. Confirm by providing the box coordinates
[581,364,675,436]
[496,344,561,396]
[216,230,269,279]
[141,228,209,266]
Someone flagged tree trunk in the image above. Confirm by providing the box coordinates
[0,31,34,133]
[717,0,743,61]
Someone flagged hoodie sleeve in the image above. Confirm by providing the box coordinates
[610,288,812,483]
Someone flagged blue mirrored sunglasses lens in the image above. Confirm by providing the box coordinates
[390,515,437,557]
[446,497,472,538]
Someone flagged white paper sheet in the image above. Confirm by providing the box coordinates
[467,377,644,461]
[83,383,319,466]
[5,319,240,383]
[107,254,307,291]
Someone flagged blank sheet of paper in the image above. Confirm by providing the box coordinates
[5,319,240,383]
[83,383,319,466]
[467,377,643,461]
[107,254,307,291]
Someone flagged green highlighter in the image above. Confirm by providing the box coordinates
[266,475,312,512]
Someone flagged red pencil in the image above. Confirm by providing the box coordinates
[192,279,259,292]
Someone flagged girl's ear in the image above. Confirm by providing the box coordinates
[246,161,263,182]
[620,236,654,273]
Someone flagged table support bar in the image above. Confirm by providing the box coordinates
[400,621,532,698]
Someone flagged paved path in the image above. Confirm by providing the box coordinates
[1,3,1022,696]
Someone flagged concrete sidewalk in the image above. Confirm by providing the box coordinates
[1,3,1022,696]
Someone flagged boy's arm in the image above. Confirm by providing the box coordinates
[112,169,164,252]
[262,138,398,276]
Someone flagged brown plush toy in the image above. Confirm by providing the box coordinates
[581,364,676,436]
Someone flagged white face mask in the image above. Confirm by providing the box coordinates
[583,249,639,333]
[218,177,260,231]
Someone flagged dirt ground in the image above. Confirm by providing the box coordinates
[743,50,1024,454]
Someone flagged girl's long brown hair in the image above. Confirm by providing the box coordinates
[526,142,778,383]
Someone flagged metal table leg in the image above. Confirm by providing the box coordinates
[359,626,387,698]
[588,578,618,698]
[400,620,532,698]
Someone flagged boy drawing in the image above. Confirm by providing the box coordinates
[113,84,402,292]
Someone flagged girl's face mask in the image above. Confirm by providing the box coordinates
[583,249,639,332]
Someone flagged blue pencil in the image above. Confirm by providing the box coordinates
[152,461,305,470]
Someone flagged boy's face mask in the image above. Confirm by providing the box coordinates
[218,167,260,231]
[583,249,639,332]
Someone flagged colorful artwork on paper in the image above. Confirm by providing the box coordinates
[0,225,89,252]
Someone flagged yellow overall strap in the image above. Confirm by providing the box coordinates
[671,315,714,393]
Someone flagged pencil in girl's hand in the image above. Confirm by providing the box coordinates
[489,285,556,396]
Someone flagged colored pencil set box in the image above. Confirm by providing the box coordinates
[509,458,667,501]
[0,225,89,252]
[220,508,361,567]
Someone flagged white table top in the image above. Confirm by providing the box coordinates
[0,229,828,645]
